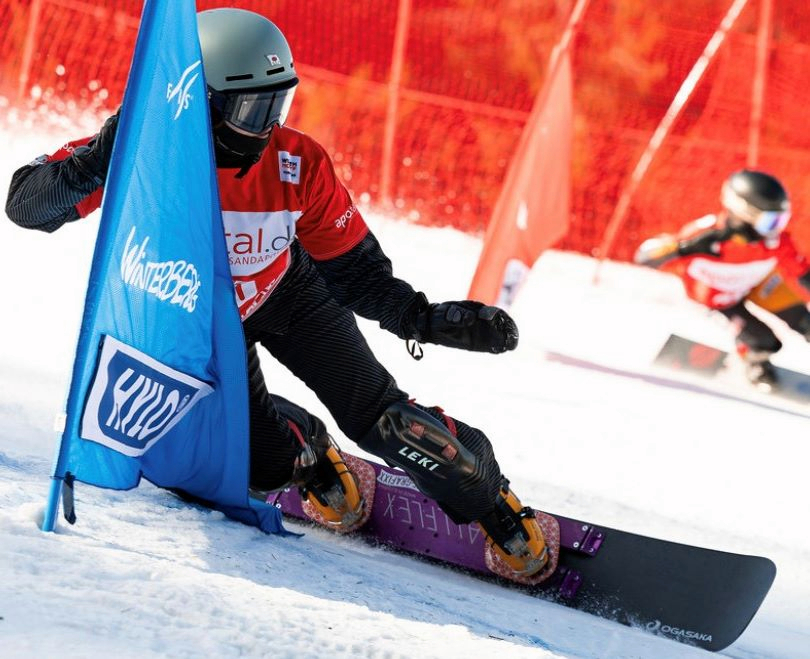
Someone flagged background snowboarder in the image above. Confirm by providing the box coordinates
[635,169,810,389]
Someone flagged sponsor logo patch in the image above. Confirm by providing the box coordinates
[377,469,419,491]
[166,60,201,120]
[687,256,777,304]
[646,619,713,643]
[333,205,358,229]
[81,336,213,457]
[120,226,201,313]
[278,151,301,184]
[222,210,303,277]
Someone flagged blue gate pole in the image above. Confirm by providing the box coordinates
[42,476,63,532]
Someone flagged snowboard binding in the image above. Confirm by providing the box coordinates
[479,478,558,583]
[270,416,375,534]
[744,358,778,391]
[299,445,371,533]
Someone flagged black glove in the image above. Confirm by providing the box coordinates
[676,223,758,257]
[677,231,723,257]
[70,110,120,186]
[406,296,519,354]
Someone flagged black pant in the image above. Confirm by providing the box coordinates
[242,243,407,490]
[719,301,810,354]
[241,244,503,524]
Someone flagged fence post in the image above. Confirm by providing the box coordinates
[18,0,44,103]
[747,0,774,168]
[594,0,749,273]
[380,0,411,208]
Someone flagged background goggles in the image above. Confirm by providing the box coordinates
[754,209,791,236]
[210,79,298,137]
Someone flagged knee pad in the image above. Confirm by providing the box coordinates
[359,401,500,522]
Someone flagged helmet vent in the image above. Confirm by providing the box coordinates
[266,67,285,75]
[225,73,254,82]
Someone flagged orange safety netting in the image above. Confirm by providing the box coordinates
[2,0,810,262]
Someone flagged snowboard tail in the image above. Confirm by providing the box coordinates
[655,333,810,401]
[272,456,775,652]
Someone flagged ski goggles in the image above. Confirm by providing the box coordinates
[209,79,298,137]
[753,209,791,237]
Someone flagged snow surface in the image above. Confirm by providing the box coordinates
[1,125,809,659]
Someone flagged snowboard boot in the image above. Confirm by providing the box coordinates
[477,478,549,578]
[740,349,778,391]
[745,360,777,390]
[287,420,366,532]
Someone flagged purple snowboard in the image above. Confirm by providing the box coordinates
[270,456,775,652]
[276,462,597,580]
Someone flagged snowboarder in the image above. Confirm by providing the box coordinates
[5,8,548,578]
[635,169,810,389]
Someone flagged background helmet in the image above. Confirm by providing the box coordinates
[197,9,299,165]
[721,169,791,239]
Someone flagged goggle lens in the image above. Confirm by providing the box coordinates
[754,210,791,236]
[210,81,297,137]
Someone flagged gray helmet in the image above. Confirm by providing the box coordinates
[197,8,297,92]
[197,9,299,167]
